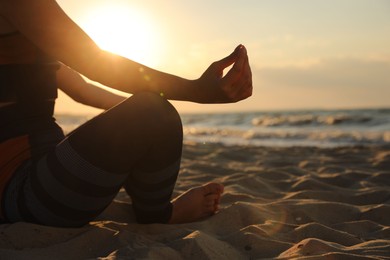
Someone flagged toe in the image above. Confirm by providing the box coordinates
[203,183,224,196]
[205,193,221,212]
[205,193,219,203]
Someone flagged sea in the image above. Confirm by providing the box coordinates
[56,108,390,148]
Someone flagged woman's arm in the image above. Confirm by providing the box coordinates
[0,0,252,103]
[57,64,126,110]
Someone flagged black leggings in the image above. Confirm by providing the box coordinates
[3,92,183,227]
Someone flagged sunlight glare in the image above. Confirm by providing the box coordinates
[81,4,162,66]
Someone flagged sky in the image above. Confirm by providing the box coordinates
[55,0,390,114]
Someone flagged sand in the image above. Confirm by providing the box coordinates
[0,143,389,259]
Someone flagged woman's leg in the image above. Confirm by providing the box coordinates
[5,93,183,226]
[4,92,224,227]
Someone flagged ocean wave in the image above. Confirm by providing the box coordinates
[251,114,374,127]
[56,114,92,134]
[183,126,390,147]
[56,109,390,147]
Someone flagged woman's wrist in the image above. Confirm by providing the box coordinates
[163,77,198,102]
[182,79,200,102]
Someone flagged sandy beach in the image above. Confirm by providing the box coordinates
[0,142,389,259]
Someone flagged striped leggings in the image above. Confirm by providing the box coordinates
[3,92,183,227]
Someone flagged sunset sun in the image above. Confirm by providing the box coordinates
[81,4,162,66]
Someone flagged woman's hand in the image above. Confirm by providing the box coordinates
[191,45,253,104]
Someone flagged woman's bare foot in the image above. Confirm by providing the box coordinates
[168,183,224,224]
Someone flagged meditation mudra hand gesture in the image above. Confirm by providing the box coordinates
[196,44,252,104]
[0,0,252,227]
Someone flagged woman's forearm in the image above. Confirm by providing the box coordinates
[81,51,197,102]
[75,83,126,110]
[57,64,126,110]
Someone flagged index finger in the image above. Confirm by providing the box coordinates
[221,45,247,86]
[215,44,242,70]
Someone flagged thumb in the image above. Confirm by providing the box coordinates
[215,44,243,69]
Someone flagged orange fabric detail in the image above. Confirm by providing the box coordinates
[0,135,31,218]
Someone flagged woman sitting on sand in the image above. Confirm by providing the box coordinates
[0,0,252,227]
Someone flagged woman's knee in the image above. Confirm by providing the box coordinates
[128,92,179,117]
[121,92,182,134]
[66,91,183,171]
[75,91,182,136]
